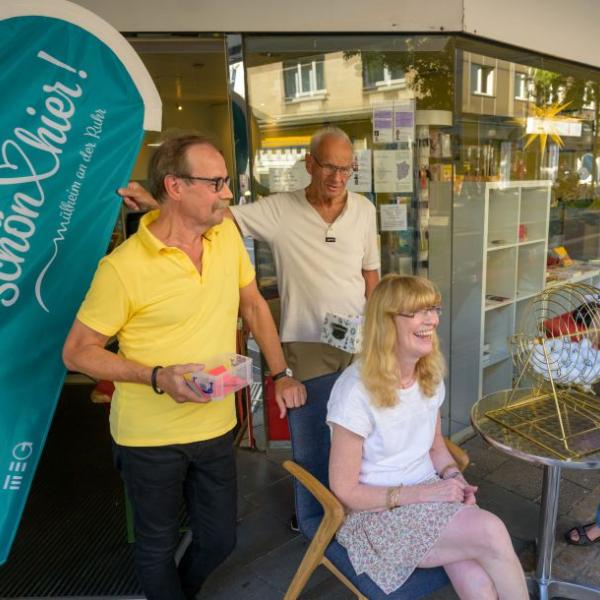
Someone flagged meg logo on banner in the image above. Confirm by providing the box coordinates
[0,1,161,564]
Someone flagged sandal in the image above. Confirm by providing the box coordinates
[565,523,600,546]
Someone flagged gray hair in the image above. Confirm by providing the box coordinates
[309,127,352,156]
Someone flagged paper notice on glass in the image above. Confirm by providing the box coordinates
[380,203,408,231]
[373,106,394,143]
[268,161,310,192]
[373,149,413,193]
[347,149,372,193]
[394,100,415,143]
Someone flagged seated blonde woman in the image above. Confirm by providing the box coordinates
[327,274,528,599]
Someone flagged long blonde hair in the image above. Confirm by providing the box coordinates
[360,274,446,407]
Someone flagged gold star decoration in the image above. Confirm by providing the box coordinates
[513,101,580,155]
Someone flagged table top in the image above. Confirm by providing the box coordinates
[471,388,600,470]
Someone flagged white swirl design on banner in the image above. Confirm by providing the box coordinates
[0,50,85,311]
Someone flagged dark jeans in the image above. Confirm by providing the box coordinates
[113,431,237,600]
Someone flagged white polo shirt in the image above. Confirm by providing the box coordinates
[231,189,379,343]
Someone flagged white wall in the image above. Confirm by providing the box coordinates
[71,0,600,69]
[68,0,461,32]
[463,0,600,69]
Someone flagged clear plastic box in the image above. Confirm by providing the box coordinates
[184,353,252,400]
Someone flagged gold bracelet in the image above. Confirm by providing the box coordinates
[386,485,403,509]
[439,462,459,479]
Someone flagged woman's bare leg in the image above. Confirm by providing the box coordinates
[418,506,527,600]
[443,559,497,600]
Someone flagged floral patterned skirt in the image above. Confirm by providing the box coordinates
[336,479,464,594]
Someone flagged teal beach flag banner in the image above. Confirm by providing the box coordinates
[0,1,161,564]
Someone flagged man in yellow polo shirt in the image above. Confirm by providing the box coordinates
[62,134,305,600]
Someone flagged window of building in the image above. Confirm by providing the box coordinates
[514,72,529,100]
[471,63,494,96]
[362,61,405,90]
[583,85,596,110]
[282,56,325,101]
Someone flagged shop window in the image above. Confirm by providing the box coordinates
[547,84,566,105]
[362,61,405,90]
[514,72,530,101]
[282,56,326,101]
[583,85,596,110]
[471,63,494,96]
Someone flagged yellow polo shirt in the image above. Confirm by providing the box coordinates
[77,211,255,446]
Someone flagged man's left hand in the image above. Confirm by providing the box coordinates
[274,377,306,418]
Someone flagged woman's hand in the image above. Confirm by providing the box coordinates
[399,476,477,505]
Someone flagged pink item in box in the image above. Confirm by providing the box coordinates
[184,353,252,400]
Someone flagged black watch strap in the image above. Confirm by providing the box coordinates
[272,367,293,381]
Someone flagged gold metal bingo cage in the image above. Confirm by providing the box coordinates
[485,282,600,459]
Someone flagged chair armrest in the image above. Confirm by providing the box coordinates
[444,437,469,472]
[283,460,345,529]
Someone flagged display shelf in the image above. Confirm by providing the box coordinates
[483,351,511,369]
[487,187,519,249]
[482,359,513,397]
[479,180,551,400]
[484,304,513,361]
[450,180,551,428]
[517,242,546,297]
[520,186,550,241]
[485,246,517,300]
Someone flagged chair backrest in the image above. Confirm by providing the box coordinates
[287,371,341,527]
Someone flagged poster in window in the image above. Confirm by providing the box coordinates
[374,149,413,193]
[380,203,408,231]
[373,105,393,143]
[268,161,310,192]
[347,149,372,193]
[394,100,415,143]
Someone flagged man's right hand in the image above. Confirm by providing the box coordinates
[155,364,210,403]
[118,181,159,211]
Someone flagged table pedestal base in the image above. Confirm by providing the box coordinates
[527,576,600,600]
[527,465,600,599]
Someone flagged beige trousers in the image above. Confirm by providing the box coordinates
[282,341,354,383]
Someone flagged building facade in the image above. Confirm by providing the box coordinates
[73,0,600,435]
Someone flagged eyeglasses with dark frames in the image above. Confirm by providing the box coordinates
[397,306,442,319]
[311,154,354,178]
[176,174,231,192]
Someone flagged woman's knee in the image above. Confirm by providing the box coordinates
[472,509,515,558]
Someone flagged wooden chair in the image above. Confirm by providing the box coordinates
[284,371,469,600]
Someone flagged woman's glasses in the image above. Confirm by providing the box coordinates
[397,306,442,319]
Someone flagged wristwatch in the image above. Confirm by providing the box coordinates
[272,367,293,381]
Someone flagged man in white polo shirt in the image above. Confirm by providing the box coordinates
[229,127,380,382]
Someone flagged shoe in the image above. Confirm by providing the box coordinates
[289,513,299,533]
[565,523,600,546]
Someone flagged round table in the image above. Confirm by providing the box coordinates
[471,389,600,600]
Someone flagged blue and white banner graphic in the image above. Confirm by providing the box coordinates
[0,0,161,564]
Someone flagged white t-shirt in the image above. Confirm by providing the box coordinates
[327,363,445,487]
[230,190,380,343]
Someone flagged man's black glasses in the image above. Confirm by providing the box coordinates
[177,174,231,192]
